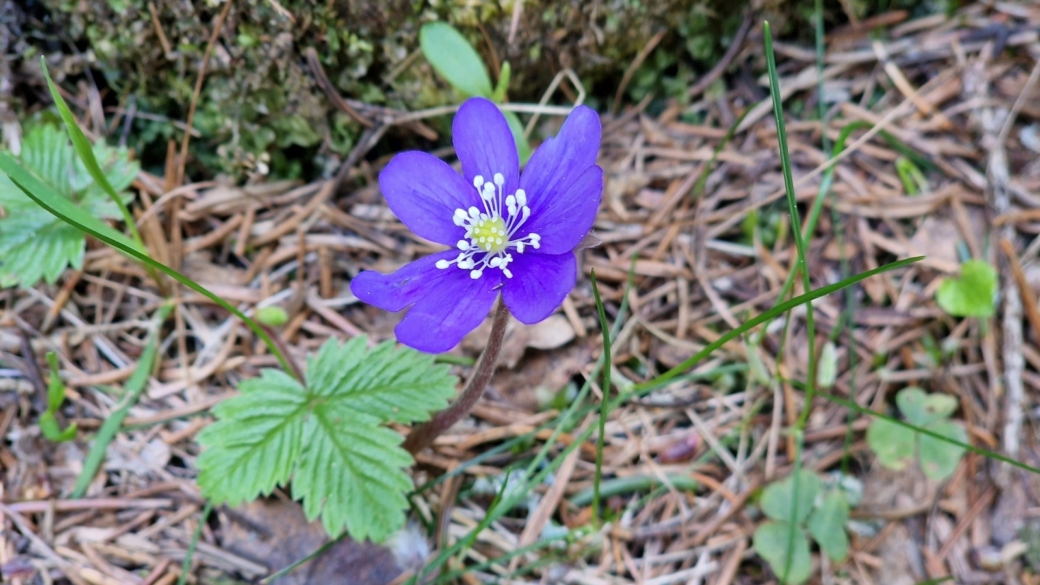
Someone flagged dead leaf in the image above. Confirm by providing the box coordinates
[220,498,419,585]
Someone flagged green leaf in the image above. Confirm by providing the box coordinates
[816,340,837,389]
[17,124,73,198]
[866,417,916,471]
[760,469,820,524]
[0,125,136,288]
[896,387,957,427]
[197,337,458,542]
[503,110,532,166]
[255,306,289,327]
[807,490,849,561]
[419,22,493,98]
[936,260,998,317]
[919,419,968,480]
[753,521,812,584]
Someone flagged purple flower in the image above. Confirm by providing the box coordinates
[350,97,602,353]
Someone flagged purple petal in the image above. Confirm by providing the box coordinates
[453,98,519,195]
[501,252,576,324]
[351,250,503,352]
[520,105,600,218]
[349,250,460,313]
[395,269,502,353]
[380,151,475,246]
[516,165,602,255]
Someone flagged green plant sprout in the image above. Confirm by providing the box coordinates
[419,21,532,163]
[40,352,77,442]
[936,259,998,317]
[866,387,968,480]
[0,124,137,288]
[752,470,853,584]
[895,156,930,195]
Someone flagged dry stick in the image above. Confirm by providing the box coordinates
[687,12,754,100]
[612,30,666,116]
[403,300,510,454]
[175,0,233,186]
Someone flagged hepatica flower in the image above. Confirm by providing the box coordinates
[351,97,602,353]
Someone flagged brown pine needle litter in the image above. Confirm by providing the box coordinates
[4,4,1040,584]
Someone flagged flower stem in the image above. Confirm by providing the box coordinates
[404,299,509,455]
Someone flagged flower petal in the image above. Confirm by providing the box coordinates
[395,269,502,353]
[502,252,576,324]
[453,97,519,195]
[516,165,602,254]
[349,250,460,313]
[380,151,475,245]
[351,250,503,352]
[520,105,600,216]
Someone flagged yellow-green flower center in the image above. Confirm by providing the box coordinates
[468,216,509,253]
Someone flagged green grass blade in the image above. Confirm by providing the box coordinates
[177,502,212,585]
[571,473,698,507]
[40,57,145,252]
[764,22,818,431]
[590,270,612,525]
[636,257,923,393]
[72,304,172,498]
[7,175,294,374]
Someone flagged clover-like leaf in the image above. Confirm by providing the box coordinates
[919,419,968,480]
[868,387,967,480]
[0,124,136,288]
[761,469,821,524]
[753,521,812,584]
[936,260,997,317]
[807,490,849,562]
[896,387,958,427]
[866,417,916,471]
[197,336,458,542]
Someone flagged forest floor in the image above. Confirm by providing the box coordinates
[4,2,1040,584]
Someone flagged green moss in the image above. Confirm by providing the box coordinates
[17,0,935,181]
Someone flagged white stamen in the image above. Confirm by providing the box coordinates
[436,169,542,279]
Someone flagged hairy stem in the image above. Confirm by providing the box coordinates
[404,299,509,455]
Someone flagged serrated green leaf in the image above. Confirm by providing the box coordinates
[0,124,136,288]
[936,260,997,317]
[19,124,73,197]
[761,469,820,524]
[919,419,967,480]
[294,406,413,542]
[308,336,456,422]
[866,417,916,471]
[807,490,849,561]
[753,521,812,584]
[197,337,458,543]
[419,22,494,98]
[896,387,957,427]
